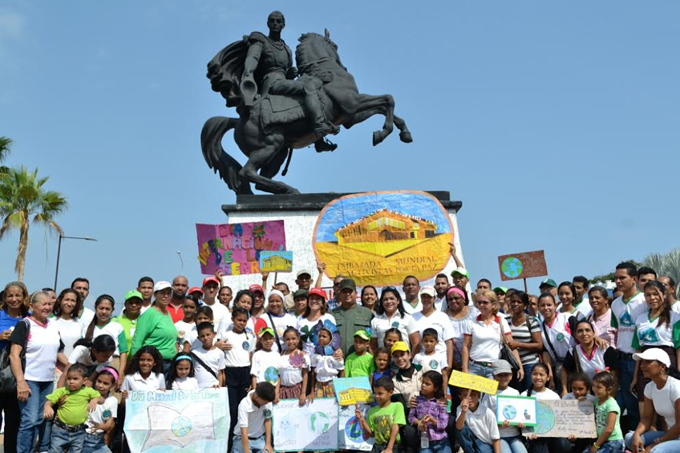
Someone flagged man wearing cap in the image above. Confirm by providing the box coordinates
[538,279,557,298]
[168,275,189,323]
[113,290,144,355]
[493,287,508,312]
[332,278,373,356]
[295,269,313,291]
[188,287,204,301]
[325,274,345,311]
[202,276,230,327]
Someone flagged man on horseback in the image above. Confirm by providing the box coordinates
[242,11,339,147]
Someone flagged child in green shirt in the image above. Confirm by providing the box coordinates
[346,330,375,377]
[44,363,104,451]
[356,377,405,453]
[591,371,624,453]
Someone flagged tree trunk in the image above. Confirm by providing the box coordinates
[15,217,29,282]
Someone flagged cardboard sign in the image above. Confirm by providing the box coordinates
[338,405,374,451]
[123,389,230,453]
[496,395,537,427]
[259,251,293,272]
[497,250,548,281]
[272,398,339,451]
[448,370,499,395]
[196,221,286,275]
[523,399,596,438]
[333,376,374,406]
[313,191,454,286]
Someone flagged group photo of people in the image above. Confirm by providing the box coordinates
[1,258,680,453]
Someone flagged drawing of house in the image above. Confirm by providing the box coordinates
[261,254,292,271]
[335,209,437,244]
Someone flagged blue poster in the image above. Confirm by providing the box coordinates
[123,389,230,453]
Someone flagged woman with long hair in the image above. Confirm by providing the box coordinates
[51,288,83,357]
[370,287,420,356]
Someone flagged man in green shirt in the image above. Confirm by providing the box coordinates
[114,290,143,355]
[332,278,373,356]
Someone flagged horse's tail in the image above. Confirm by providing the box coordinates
[200,116,253,195]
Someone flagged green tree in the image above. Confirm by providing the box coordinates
[643,248,680,291]
[589,259,642,284]
[0,166,68,281]
[0,136,11,173]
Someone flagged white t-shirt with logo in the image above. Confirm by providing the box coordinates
[413,351,448,374]
[202,301,230,328]
[632,311,680,350]
[251,349,281,385]
[86,395,118,434]
[610,292,647,354]
[191,345,226,389]
[412,310,454,354]
[371,311,418,349]
[540,312,575,362]
[222,330,255,368]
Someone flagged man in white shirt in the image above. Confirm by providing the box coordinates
[572,275,592,318]
[233,382,275,453]
[71,277,95,326]
[402,275,421,315]
[611,262,647,432]
[433,274,449,311]
[201,276,229,326]
[136,276,155,314]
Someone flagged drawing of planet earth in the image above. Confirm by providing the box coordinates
[345,417,368,442]
[526,402,554,435]
[171,416,193,438]
[501,257,523,279]
[264,366,279,383]
[502,405,517,420]
[308,411,330,434]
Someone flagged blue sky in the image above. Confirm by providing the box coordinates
[1,1,678,307]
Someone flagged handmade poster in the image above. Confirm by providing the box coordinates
[272,398,339,451]
[196,221,286,275]
[333,376,374,406]
[338,405,375,451]
[523,400,596,438]
[448,370,499,395]
[313,191,454,286]
[496,395,537,427]
[497,250,548,281]
[123,389,230,453]
[259,250,293,272]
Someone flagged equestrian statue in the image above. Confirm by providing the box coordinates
[201,11,412,195]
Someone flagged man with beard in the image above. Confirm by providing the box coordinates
[433,274,449,311]
[168,275,188,323]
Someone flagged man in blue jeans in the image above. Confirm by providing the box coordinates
[610,262,647,431]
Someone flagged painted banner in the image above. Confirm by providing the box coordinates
[448,370,499,395]
[523,399,596,438]
[496,395,537,427]
[313,191,454,286]
[333,376,374,406]
[196,221,286,275]
[338,405,375,451]
[497,250,548,281]
[272,398,339,451]
[259,251,293,272]
[123,389,230,453]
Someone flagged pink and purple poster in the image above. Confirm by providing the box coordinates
[196,221,286,275]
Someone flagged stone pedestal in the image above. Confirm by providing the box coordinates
[221,192,464,292]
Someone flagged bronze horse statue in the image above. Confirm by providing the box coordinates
[201,29,412,195]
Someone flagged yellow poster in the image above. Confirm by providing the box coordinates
[313,191,454,286]
[448,370,499,395]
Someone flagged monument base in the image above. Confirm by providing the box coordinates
[221,192,464,291]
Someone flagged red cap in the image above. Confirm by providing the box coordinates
[308,287,327,300]
[188,286,204,296]
[249,284,264,294]
[202,276,220,287]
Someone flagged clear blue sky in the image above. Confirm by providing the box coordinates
[1,1,678,308]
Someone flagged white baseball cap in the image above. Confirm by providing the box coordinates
[633,348,671,367]
[153,281,173,293]
[420,286,436,298]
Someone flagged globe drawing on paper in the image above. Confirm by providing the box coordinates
[308,411,331,434]
[526,402,555,435]
[345,416,368,442]
[501,257,523,279]
[502,405,517,420]
[171,416,193,438]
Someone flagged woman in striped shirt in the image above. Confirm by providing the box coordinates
[505,291,543,392]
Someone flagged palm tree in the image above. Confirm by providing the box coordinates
[643,248,680,298]
[0,166,68,281]
[0,136,11,173]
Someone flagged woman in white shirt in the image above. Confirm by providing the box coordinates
[538,293,575,390]
[82,295,128,382]
[51,289,83,357]
[370,287,420,355]
[627,348,680,453]
[262,290,296,353]
[462,290,522,380]
[446,286,478,370]
[296,288,334,355]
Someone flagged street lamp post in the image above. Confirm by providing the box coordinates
[54,234,98,290]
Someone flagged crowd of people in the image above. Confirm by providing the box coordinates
[1,257,680,453]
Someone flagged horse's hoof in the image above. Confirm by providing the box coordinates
[373,131,382,146]
[400,131,413,143]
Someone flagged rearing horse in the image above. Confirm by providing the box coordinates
[201,30,412,195]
